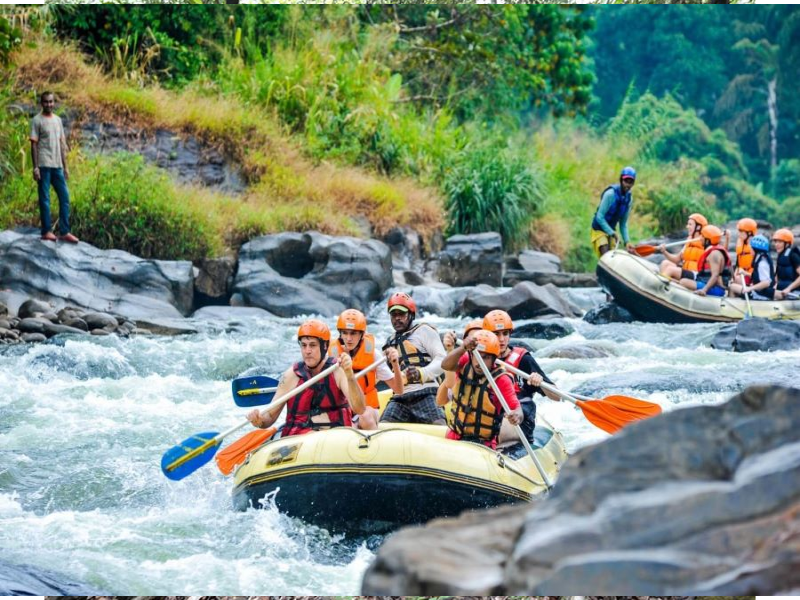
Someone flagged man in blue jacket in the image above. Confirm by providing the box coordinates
[591,166,637,257]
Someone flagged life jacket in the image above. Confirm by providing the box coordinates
[330,333,378,409]
[591,184,632,232]
[750,251,774,298]
[503,346,528,394]
[697,245,731,285]
[775,247,800,291]
[383,323,434,372]
[736,239,755,275]
[282,357,352,437]
[681,237,705,272]
[447,361,510,443]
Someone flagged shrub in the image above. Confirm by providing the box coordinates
[444,143,543,250]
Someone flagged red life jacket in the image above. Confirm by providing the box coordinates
[503,346,528,394]
[697,245,731,282]
[282,357,352,437]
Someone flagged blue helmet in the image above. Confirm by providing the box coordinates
[751,234,770,252]
[620,166,636,180]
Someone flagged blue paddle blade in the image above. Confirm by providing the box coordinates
[231,375,279,407]
[161,431,220,481]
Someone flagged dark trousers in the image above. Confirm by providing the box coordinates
[37,167,71,235]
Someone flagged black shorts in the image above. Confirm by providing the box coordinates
[681,269,697,281]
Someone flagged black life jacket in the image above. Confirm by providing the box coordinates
[775,247,800,291]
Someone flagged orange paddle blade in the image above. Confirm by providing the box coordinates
[215,427,277,475]
[600,395,662,417]
[632,244,657,257]
[576,399,654,435]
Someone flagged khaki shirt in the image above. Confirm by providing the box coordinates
[30,113,65,169]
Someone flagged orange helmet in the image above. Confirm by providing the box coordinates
[337,309,367,332]
[483,309,513,333]
[701,225,723,245]
[737,218,758,235]
[387,292,416,315]
[688,213,708,228]
[463,319,484,339]
[773,228,795,245]
[297,319,330,342]
[471,330,501,357]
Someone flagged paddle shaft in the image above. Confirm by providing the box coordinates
[165,361,340,473]
[741,273,754,318]
[473,351,553,490]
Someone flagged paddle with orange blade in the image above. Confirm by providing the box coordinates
[632,237,700,258]
[214,356,388,475]
[497,359,661,435]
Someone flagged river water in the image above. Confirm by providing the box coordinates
[1,290,798,594]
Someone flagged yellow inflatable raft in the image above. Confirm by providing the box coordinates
[231,392,567,534]
[597,249,800,323]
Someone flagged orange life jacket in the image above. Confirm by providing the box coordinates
[330,333,378,409]
[282,357,352,437]
[447,361,510,443]
[736,239,755,274]
[682,237,705,272]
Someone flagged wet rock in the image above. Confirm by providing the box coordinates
[17,298,52,319]
[133,318,198,336]
[462,281,580,320]
[437,233,503,287]
[711,317,800,352]
[504,270,599,288]
[64,317,88,331]
[540,344,615,359]
[515,249,562,273]
[233,232,392,318]
[383,226,423,271]
[83,312,119,331]
[17,317,49,334]
[21,332,47,343]
[0,231,194,320]
[0,557,104,595]
[194,256,236,306]
[583,301,635,324]
[410,286,471,318]
[513,320,575,340]
[362,385,800,595]
[57,306,84,323]
[191,305,274,320]
[89,329,111,336]
[42,322,89,337]
[0,327,18,340]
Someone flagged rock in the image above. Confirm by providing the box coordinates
[194,256,236,306]
[409,286,472,318]
[83,312,119,330]
[17,298,52,319]
[0,319,10,330]
[504,270,598,288]
[64,317,88,331]
[583,301,635,324]
[232,232,393,318]
[0,231,194,320]
[515,249,562,273]
[57,306,85,323]
[16,317,49,334]
[0,327,18,340]
[89,329,111,336]
[711,317,800,352]
[383,226,423,271]
[401,270,426,286]
[437,233,503,287]
[540,343,616,359]
[362,386,800,595]
[133,317,198,336]
[42,322,89,337]
[0,301,7,317]
[190,305,275,320]
[0,557,105,595]
[513,320,575,340]
[20,332,47,343]
[462,281,580,320]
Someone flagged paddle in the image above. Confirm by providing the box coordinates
[496,359,661,435]
[565,390,662,419]
[473,351,553,490]
[215,356,389,475]
[632,237,701,258]
[231,375,279,407]
[161,361,340,481]
[741,273,754,319]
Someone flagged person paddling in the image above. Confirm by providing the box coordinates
[380,292,446,425]
[329,308,403,430]
[481,310,561,451]
[440,330,523,449]
[658,212,707,281]
[591,166,637,257]
[679,225,730,297]
[246,320,365,437]
[438,319,484,408]
[728,235,774,300]
[728,218,758,285]
[772,228,800,300]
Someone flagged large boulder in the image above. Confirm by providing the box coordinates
[461,281,580,320]
[362,385,800,595]
[0,557,104,595]
[513,320,575,340]
[511,249,562,273]
[583,301,635,324]
[711,317,800,352]
[409,286,472,318]
[232,232,392,318]
[437,233,503,287]
[193,256,236,306]
[504,270,598,288]
[0,231,193,320]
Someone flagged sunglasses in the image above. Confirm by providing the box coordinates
[622,177,635,183]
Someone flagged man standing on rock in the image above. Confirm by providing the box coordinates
[381,292,446,425]
[590,166,637,257]
[30,91,79,243]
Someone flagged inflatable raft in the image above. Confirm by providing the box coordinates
[231,401,566,534]
[597,249,800,323]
